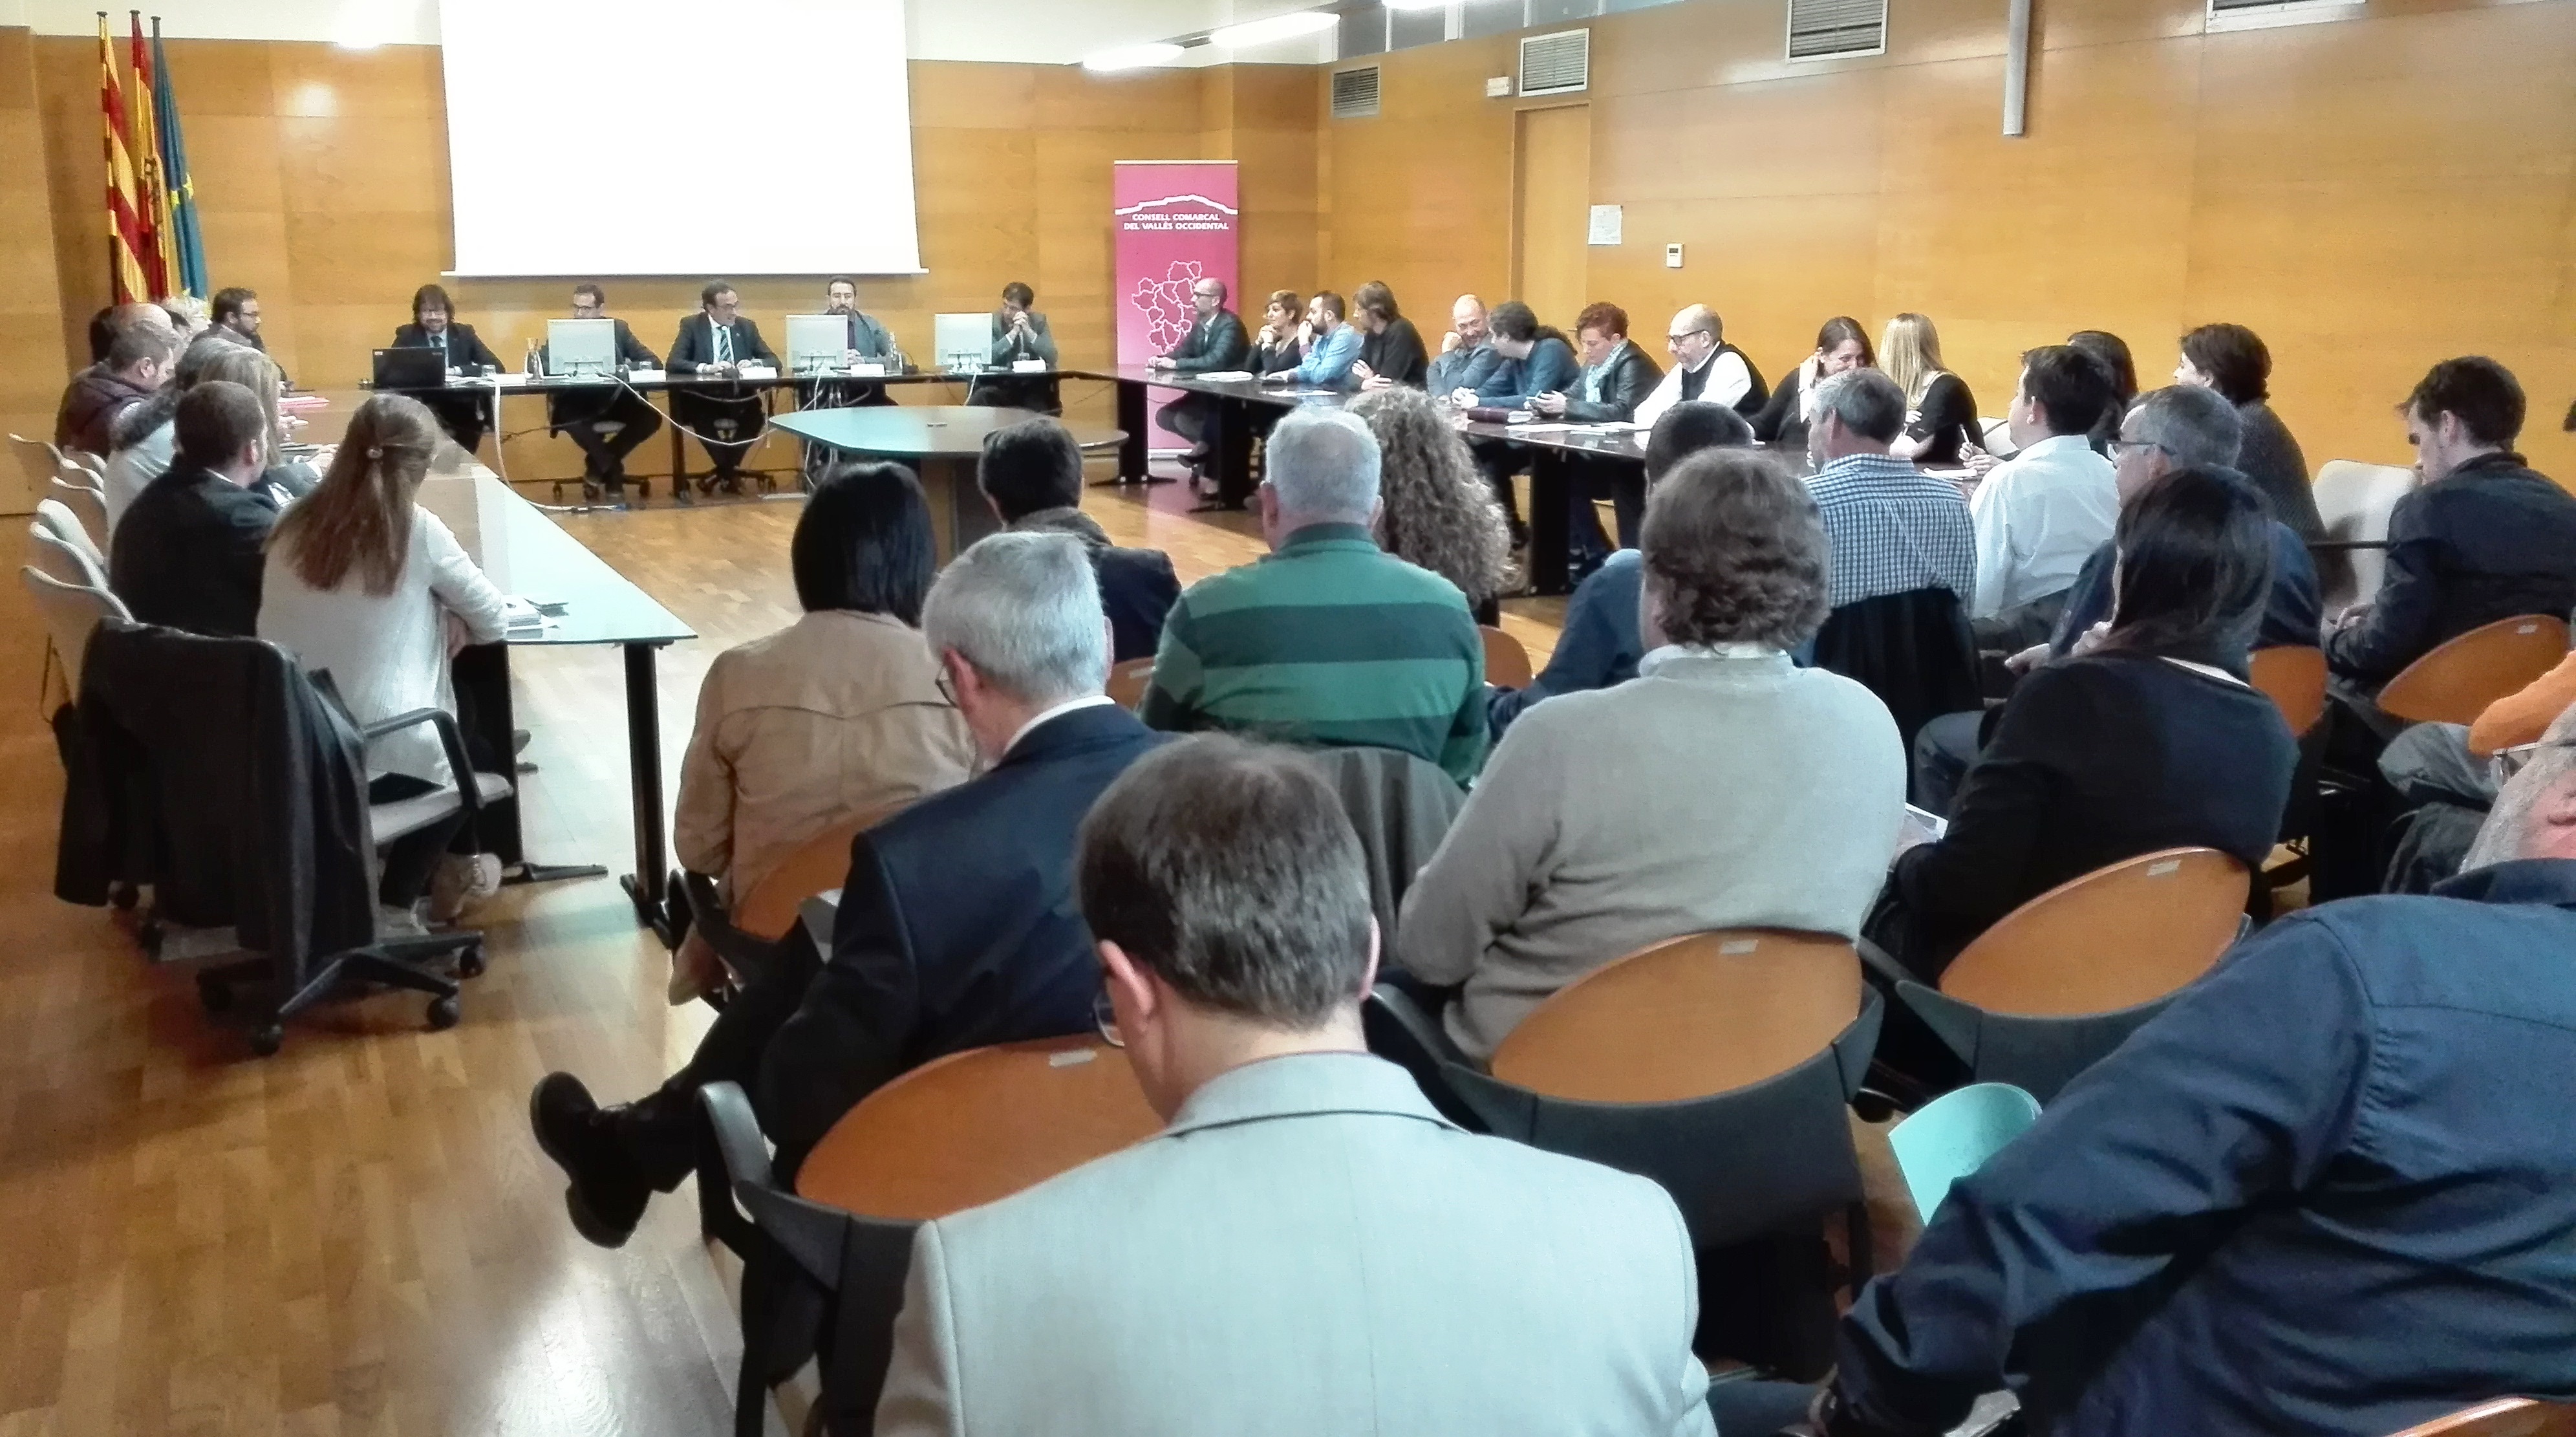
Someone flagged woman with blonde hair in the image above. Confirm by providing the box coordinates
[1347,384,1515,621]
[1881,312,1980,467]
[259,393,511,928]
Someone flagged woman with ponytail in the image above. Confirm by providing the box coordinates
[259,393,512,927]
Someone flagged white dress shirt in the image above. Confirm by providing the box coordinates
[1633,349,1754,428]
[1966,432,2119,620]
[1004,693,1117,758]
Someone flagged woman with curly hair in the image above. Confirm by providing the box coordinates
[1346,384,1515,622]
[1394,449,1906,1061]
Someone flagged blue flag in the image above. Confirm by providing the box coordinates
[151,21,207,301]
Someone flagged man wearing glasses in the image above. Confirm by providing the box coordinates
[528,532,1166,1248]
[669,280,780,494]
[1634,303,1768,428]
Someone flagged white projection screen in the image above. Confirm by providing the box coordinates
[438,0,923,277]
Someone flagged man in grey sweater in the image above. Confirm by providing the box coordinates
[1396,449,1906,1059]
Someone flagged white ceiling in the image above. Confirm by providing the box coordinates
[1,0,1341,63]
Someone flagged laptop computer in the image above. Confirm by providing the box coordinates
[372,347,448,390]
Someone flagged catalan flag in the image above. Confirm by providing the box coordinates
[151,19,207,300]
[96,15,151,303]
[127,13,171,299]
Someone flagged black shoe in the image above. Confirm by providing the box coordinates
[529,1072,651,1248]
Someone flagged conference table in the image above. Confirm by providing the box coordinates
[768,405,1126,560]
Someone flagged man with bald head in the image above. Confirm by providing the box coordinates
[1634,304,1766,428]
[1425,294,1499,395]
[1148,277,1250,478]
[1809,705,2576,1437]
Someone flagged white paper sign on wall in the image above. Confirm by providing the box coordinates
[1587,204,1624,246]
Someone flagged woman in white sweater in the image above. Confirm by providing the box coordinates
[259,394,510,926]
[1395,448,1907,1061]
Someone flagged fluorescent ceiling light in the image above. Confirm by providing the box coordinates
[1384,0,1450,10]
[1209,10,1340,47]
[1082,41,1187,71]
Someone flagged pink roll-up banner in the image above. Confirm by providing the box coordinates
[1113,160,1240,452]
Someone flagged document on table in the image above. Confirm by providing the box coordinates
[1193,371,1255,382]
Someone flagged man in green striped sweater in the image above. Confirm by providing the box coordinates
[1140,408,1489,785]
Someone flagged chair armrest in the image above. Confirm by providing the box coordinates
[698,1080,776,1193]
[2304,539,2392,554]
[360,707,484,815]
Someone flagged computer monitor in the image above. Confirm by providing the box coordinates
[544,318,617,378]
[934,312,991,373]
[786,314,852,374]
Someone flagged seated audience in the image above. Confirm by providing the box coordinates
[2066,328,2138,455]
[1752,316,1874,451]
[874,735,1718,1437]
[2176,321,2322,539]
[2375,634,2576,891]
[206,286,288,387]
[1881,313,1980,468]
[1424,293,1497,394]
[258,393,511,926]
[977,416,1181,661]
[1399,449,1905,1061]
[109,380,280,638]
[1867,467,2300,977]
[667,462,977,1004]
[2326,356,2576,696]
[103,333,248,534]
[1635,304,1766,426]
[392,283,502,453]
[1487,402,1751,736]
[1348,281,1428,389]
[1346,385,1515,623]
[1805,368,1977,611]
[1146,277,1249,481]
[1538,302,1664,566]
[56,321,179,457]
[530,532,1165,1244]
[1966,345,2121,648]
[1141,409,1488,785]
[1820,732,2576,1437]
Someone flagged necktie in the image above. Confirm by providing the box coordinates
[715,325,733,365]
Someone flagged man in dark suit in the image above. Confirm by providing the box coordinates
[109,380,279,638]
[527,531,1166,1246]
[976,415,1181,662]
[391,283,503,454]
[975,281,1060,415]
[542,283,663,501]
[1148,277,1250,477]
[668,280,780,494]
[1537,302,1666,572]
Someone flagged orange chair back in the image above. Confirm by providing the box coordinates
[1480,624,1535,689]
[2248,645,2329,736]
[793,1035,1162,1220]
[2388,1399,2576,1437]
[2377,615,2572,727]
[733,804,901,942]
[1490,930,1862,1104]
[1106,656,1154,711]
[1942,848,2247,1017]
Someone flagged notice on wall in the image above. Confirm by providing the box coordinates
[1588,204,1624,246]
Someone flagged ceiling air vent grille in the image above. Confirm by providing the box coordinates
[1787,0,1887,59]
[1518,29,1589,96]
[1331,65,1382,119]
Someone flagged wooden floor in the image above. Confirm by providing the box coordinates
[0,475,1575,1437]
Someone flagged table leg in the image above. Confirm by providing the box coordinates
[616,641,674,941]
[1114,379,1148,483]
[1216,398,1258,508]
[1529,449,1573,596]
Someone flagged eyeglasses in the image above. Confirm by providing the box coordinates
[1093,988,1123,1048]
[2107,438,2171,460]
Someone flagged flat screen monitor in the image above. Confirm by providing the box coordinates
[786,314,852,373]
[545,318,617,378]
[934,313,991,372]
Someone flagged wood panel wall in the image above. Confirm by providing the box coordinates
[1,28,72,509]
[25,42,1315,484]
[1319,0,2576,481]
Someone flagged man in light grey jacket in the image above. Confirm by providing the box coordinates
[874,735,1715,1437]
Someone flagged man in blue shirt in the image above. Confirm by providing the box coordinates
[1260,290,1362,391]
[1813,713,2576,1437]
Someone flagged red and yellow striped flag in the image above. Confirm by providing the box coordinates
[97,16,151,303]
[128,13,172,298]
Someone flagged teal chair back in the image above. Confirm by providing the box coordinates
[1889,1082,2041,1224]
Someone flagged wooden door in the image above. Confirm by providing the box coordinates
[1512,104,1591,329]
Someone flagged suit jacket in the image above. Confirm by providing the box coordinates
[1560,341,1664,422]
[757,704,1169,1159]
[669,312,780,374]
[390,321,502,373]
[874,1052,1717,1437]
[107,463,281,638]
[987,310,1058,367]
[545,318,661,427]
[2324,452,2576,686]
[1166,309,1249,374]
[1427,341,1501,396]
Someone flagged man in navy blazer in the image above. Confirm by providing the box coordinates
[529,531,1165,1246]
[667,279,781,493]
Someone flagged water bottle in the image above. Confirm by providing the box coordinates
[524,338,541,379]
